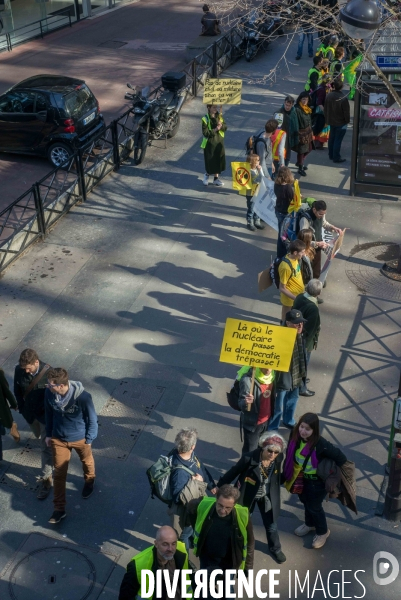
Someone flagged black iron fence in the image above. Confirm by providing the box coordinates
[0,27,244,274]
[0,9,73,53]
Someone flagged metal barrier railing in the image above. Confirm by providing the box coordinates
[0,9,73,53]
[0,26,244,274]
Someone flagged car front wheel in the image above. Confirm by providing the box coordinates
[47,142,73,168]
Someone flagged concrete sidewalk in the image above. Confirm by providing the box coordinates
[0,0,201,206]
[0,33,400,599]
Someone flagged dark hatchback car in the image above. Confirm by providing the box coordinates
[0,75,105,167]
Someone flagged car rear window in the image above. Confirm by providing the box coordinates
[63,85,97,118]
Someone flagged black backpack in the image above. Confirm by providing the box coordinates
[227,379,241,411]
[269,256,296,289]
[245,134,268,156]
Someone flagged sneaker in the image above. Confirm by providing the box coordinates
[48,510,66,524]
[82,479,95,499]
[10,422,20,443]
[294,523,315,536]
[37,476,53,500]
[272,550,287,563]
[254,218,265,230]
[312,530,331,549]
[333,158,346,163]
[214,178,224,186]
[247,221,256,231]
[295,55,301,60]
[203,173,209,186]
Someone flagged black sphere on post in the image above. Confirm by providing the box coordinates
[340,0,382,40]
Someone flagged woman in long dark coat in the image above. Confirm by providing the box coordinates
[218,432,287,564]
[0,369,20,460]
[201,104,227,187]
[292,91,314,177]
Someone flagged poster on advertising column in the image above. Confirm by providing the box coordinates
[356,83,401,186]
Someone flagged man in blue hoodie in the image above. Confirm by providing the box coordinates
[45,367,98,524]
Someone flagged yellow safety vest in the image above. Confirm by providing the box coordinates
[270,129,286,161]
[305,68,322,91]
[329,59,344,81]
[316,45,335,59]
[130,541,192,600]
[193,497,249,570]
[200,114,225,149]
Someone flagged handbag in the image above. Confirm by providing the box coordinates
[284,447,315,494]
[298,126,312,146]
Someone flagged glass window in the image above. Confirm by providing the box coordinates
[63,84,96,118]
[35,94,48,112]
[0,91,36,114]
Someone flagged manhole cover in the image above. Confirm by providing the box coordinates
[9,548,95,600]
[0,533,119,600]
[345,242,401,300]
[98,40,127,49]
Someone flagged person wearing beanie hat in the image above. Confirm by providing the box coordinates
[217,432,287,564]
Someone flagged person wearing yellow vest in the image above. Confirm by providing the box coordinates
[305,56,324,92]
[270,126,286,175]
[218,432,287,564]
[187,485,254,596]
[201,104,227,187]
[329,46,345,82]
[315,35,339,63]
[119,526,192,600]
[283,413,348,550]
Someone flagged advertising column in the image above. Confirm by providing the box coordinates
[355,82,401,187]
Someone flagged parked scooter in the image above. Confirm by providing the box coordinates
[125,72,187,165]
[241,10,276,62]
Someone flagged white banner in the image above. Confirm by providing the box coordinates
[319,229,345,283]
[252,177,278,231]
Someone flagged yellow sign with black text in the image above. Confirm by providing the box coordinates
[203,78,242,104]
[219,318,297,371]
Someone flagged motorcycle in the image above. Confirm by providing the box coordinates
[241,10,276,62]
[125,72,187,165]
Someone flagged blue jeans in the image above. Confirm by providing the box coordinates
[328,124,347,161]
[297,32,314,58]
[246,194,254,221]
[299,478,328,535]
[179,525,193,552]
[275,211,287,258]
[268,387,300,430]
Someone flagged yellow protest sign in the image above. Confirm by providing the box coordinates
[231,162,254,194]
[219,318,297,372]
[203,78,242,104]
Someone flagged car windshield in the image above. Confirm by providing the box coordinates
[63,85,96,118]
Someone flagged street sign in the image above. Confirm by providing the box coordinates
[376,56,401,68]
